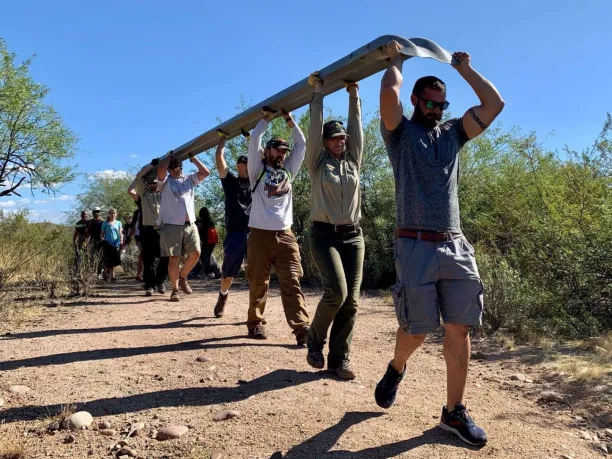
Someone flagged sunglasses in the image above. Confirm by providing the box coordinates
[169,166,182,171]
[418,96,450,111]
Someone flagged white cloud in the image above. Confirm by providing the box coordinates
[51,195,75,202]
[18,198,31,204]
[88,169,131,180]
[34,200,48,204]
[0,200,17,208]
[129,154,138,158]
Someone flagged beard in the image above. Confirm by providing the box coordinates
[412,104,441,129]
[266,154,284,169]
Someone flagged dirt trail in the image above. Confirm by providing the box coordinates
[0,279,604,458]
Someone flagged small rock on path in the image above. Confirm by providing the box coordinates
[213,410,241,421]
[156,425,189,440]
[8,385,30,395]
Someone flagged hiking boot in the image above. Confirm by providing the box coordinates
[157,283,167,294]
[248,323,267,340]
[179,277,193,294]
[145,287,154,297]
[374,360,405,409]
[306,342,325,369]
[294,326,309,347]
[169,289,180,302]
[328,360,356,380]
[439,404,488,446]
[214,292,228,318]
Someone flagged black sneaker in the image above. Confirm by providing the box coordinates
[439,404,488,446]
[306,342,324,369]
[374,361,405,409]
[214,292,228,318]
[294,326,309,347]
[157,283,166,294]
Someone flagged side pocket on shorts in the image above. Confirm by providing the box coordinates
[477,279,485,314]
[391,283,410,330]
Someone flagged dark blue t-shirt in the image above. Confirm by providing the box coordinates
[221,172,251,232]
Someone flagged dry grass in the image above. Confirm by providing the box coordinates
[548,334,612,384]
[58,403,78,419]
[0,428,28,459]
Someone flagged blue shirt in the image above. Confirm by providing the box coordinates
[102,220,122,248]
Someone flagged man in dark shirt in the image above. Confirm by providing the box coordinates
[213,134,252,317]
[374,41,505,447]
[73,210,89,269]
[87,206,104,275]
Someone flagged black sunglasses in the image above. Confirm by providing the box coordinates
[418,96,450,111]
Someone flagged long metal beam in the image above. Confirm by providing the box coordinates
[161,35,451,163]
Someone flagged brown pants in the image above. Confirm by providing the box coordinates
[246,228,310,332]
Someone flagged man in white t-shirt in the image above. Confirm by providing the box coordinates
[246,107,310,346]
[157,152,210,302]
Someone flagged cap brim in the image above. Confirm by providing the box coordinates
[329,133,349,138]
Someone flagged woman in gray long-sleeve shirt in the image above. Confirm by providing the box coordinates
[304,73,364,380]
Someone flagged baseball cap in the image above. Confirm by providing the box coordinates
[237,155,248,164]
[168,158,182,169]
[92,206,101,212]
[323,120,349,139]
[265,138,291,151]
[145,172,157,183]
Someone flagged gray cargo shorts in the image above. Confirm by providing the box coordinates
[392,235,484,335]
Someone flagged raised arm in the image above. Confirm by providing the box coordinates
[345,82,363,168]
[189,154,210,181]
[306,74,324,176]
[453,52,505,140]
[380,40,405,131]
[215,136,229,179]
[157,151,172,181]
[248,116,269,182]
[283,109,306,177]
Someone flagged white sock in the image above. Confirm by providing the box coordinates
[220,289,229,296]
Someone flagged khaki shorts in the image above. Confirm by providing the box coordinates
[392,235,484,335]
[160,223,200,257]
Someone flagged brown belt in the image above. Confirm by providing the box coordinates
[395,228,462,242]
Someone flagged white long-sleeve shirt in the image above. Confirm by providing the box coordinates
[247,119,306,231]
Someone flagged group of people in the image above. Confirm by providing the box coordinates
[73,206,128,281]
[86,41,505,447]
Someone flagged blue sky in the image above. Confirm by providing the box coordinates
[1,0,610,222]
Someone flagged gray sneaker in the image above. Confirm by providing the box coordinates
[169,290,180,302]
[157,283,166,294]
[145,288,154,297]
[328,360,356,380]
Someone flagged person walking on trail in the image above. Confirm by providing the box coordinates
[192,207,222,280]
[128,164,167,296]
[304,74,365,380]
[374,40,505,447]
[88,206,105,276]
[245,107,310,345]
[101,208,123,282]
[213,133,252,318]
[73,210,89,270]
[157,152,210,302]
